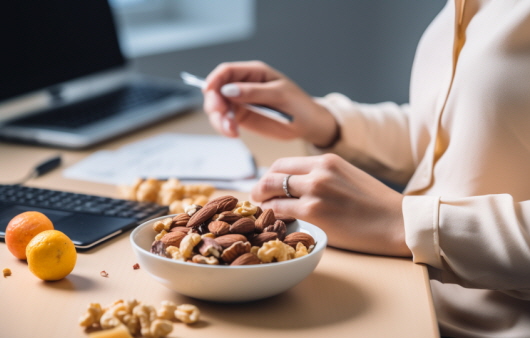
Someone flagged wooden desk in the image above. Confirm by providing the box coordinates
[0,111,438,338]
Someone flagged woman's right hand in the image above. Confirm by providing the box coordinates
[203,61,338,147]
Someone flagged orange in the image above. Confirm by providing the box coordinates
[26,230,77,281]
[5,211,54,260]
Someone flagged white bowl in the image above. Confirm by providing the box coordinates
[130,215,327,302]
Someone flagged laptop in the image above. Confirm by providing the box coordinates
[0,0,202,149]
[0,184,169,250]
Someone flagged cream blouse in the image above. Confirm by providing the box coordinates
[315,0,530,337]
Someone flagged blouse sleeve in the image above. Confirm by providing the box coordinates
[312,93,416,185]
[403,194,530,299]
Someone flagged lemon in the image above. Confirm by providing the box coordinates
[26,230,77,281]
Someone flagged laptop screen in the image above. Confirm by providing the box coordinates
[0,0,125,102]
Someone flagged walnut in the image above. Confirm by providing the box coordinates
[185,204,202,216]
[157,300,177,321]
[169,200,185,214]
[100,301,127,329]
[166,246,185,261]
[133,304,171,338]
[250,246,260,255]
[294,242,309,258]
[153,217,173,233]
[192,254,220,265]
[181,198,194,210]
[149,319,173,338]
[196,184,215,197]
[118,299,141,335]
[79,299,196,338]
[136,178,161,203]
[175,304,200,324]
[79,302,104,327]
[158,178,184,205]
[118,178,143,200]
[257,239,295,263]
[193,195,210,207]
[179,233,202,259]
[232,201,258,217]
[154,230,167,241]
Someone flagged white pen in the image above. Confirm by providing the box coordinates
[180,71,293,124]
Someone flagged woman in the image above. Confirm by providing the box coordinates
[201,1,530,337]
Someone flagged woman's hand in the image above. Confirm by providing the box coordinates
[203,61,338,147]
[251,153,411,257]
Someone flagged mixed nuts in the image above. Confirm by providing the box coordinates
[150,195,316,266]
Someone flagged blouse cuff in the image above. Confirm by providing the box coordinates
[403,195,444,270]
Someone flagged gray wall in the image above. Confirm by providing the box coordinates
[132,1,445,104]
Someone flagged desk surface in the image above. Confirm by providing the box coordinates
[0,111,438,338]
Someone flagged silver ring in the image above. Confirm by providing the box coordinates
[282,174,294,198]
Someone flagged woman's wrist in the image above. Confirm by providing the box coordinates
[304,107,342,148]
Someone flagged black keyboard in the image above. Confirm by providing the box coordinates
[7,83,192,129]
[0,184,169,249]
[0,184,167,221]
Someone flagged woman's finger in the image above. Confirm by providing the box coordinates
[259,197,303,220]
[267,156,319,175]
[204,61,281,91]
[251,172,308,203]
[221,80,285,107]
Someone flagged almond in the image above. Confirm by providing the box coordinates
[263,220,287,241]
[187,203,217,228]
[284,232,315,248]
[255,209,276,233]
[229,217,255,234]
[208,220,230,236]
[221,241,251,263]
[171,213,190,228]
[215,211,242,224]
[214,234,248,249]
[250,232,278,247]
[160,231,187,247]
[170,226,194,235]
[275,214,297,224]
[205,195,239,213]
[254,206,263,219]
[230,252,261,266]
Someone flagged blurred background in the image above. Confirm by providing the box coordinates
[114,0,445,105]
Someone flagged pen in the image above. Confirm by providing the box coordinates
[13,154,62,185]
[180,71,293,124]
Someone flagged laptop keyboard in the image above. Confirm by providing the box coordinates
[0,184,168,221]
[8,84,193,129]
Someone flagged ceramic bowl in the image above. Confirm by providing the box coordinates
[130,215,327,302]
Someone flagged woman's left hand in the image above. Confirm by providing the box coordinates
[251,153,411,257]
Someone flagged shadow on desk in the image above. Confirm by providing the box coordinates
[191,271,367,330]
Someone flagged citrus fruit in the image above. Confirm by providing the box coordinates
[5,211,54,260]
[26,230,77,281]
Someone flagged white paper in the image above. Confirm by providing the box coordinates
[64,133,258,188]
